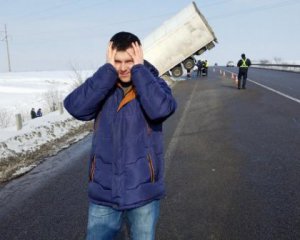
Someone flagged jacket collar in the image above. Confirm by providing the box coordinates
[117,82,136,112]
[116,60,158,112]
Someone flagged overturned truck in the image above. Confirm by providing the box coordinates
[143,1,218,77]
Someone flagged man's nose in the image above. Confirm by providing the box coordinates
[120,63,127,71]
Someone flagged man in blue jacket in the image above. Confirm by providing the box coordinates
[64,31,177,240]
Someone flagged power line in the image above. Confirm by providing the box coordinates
[7,0,109,22]
[7,0,85,21]
[198,0,234,8]
[11,11,175,40]
[209,0,299,20]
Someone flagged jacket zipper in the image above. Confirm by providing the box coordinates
[147,153,155,183]
[145,121,152,135]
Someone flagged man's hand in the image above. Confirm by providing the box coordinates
[127,41,144,65]
[106,41,117,67]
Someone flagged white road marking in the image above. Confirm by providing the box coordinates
[225,69,300,104]
[248,79,300,104]
[164,80,199,174]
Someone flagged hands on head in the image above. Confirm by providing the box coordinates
[106,41,144,69]
[127,41,144,66]
[106,42,117,67]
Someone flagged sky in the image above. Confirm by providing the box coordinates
[0,0,300,72]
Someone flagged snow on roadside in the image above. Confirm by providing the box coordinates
[0,69,95,182]
[1,111,81,158]
[0,110,92,182]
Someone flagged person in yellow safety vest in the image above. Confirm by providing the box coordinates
[237,53,251,89]
[203,60,208,76]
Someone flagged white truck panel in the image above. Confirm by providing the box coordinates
[143,2,217,76]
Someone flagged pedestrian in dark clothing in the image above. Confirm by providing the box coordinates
[196,60,203,77]
[63,31,177,239]
[30,108,37,119]
[36,108,42,117]
[237,53,251,89]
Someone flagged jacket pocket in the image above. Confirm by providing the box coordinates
[147,153,155,183]
[89,156,96,182]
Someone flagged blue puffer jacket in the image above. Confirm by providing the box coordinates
[64,61,177,210]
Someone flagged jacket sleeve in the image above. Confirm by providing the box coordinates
[63,63,118,121]
[247,59,252,66]
[131,64,177,121]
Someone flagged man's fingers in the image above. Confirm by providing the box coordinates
[106,41,112,62]
[107,41,117,66]
[132,42,142,56]
[130,42,144,65]
[137,42,144,60]
[107,42,112,55]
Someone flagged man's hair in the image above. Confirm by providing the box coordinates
[110,31,141,51]
[241,53,246,58]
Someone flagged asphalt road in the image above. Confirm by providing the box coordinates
[222,66,300,100]
[1,67,300,240]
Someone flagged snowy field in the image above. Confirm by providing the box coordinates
[0,69,95,182]
[0,70,94,121]
[0,69,176,183]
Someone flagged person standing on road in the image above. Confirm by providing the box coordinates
[237,53,251,89]
[203,60,208,76]
[196,60,203,77]
[63,31,177,240]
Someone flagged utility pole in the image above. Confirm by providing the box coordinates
[4,24,12,72]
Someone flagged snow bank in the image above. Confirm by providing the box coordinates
[0,109,92,183]
[0,111,86,158]
[0,69,94,182]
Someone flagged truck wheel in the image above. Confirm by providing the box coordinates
[171,65,183,77]
[183,58,195,70]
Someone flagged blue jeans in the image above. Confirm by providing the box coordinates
[86,200,160,240]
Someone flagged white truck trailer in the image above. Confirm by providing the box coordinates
[143,1,217,77]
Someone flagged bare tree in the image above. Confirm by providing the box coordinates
[68,62,91,91]
[273,57,282,64]
[70,64,84,89]
[0,108,12,128]
[260,59,271,64]
[19,108,32,122]
[43,88,63,112]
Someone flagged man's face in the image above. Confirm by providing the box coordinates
[114,47,135,83]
